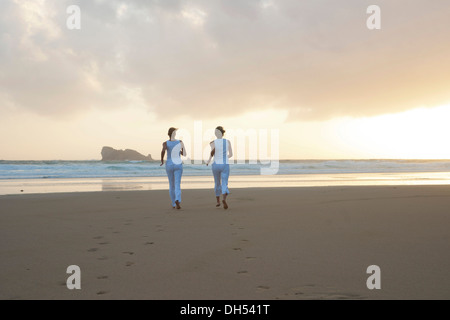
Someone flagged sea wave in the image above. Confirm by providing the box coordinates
[1,159,450,179]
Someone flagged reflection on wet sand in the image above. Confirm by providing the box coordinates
[101,180,146,192]
[1,172,450,195]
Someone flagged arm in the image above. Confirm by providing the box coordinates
[180,140,187,157]
[206,142,215,166]
[227,140,233,158]
[160,142,167,166]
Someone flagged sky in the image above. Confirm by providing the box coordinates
[1,0,450,160]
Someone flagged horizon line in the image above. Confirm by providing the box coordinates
[2,158,450,162]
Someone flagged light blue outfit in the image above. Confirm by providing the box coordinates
[211,139,230,197]
[165,140,183,207]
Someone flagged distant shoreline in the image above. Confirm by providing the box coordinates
[2,159,450,162]
[1,172,450,196]
[2,160,450,179]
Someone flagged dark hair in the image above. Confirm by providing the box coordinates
[215,126,225,135]
[168,127,178,138]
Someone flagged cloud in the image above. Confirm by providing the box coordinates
[1,0,450,121]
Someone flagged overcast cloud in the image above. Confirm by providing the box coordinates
[1,0,450,120]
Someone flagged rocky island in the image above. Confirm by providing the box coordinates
[101,146,153,161]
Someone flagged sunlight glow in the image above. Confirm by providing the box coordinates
[332,104,450,159]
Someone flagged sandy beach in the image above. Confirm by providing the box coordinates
[1,185,449,300]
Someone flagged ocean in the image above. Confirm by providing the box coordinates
[1,159,450,180]
[2,159,450,195]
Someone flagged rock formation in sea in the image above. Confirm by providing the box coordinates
[101,146,153,161]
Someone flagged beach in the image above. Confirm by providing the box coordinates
[3,0,450,304]
[1,185,450,300]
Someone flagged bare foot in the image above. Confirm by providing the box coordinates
[222,200,228,210]
[175,201,181,210]
[216,196,220,207]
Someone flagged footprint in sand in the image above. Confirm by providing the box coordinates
[122,251,134,255]
[285,285,363,300]
[93,236,103,240]
[257,286,270,291]
[237,270,248,274]
[329,292,364,300]
[113,231,120,234]
[144,242,154,245]
[87,248,99,252]
[124,223,132,226]
[241,239,249,242]
[233,248,242,251]
[97,276,108,280]
[97,256,108,261]
[246,257,257,260]
[98,242,109,245]
[126,262,135,267]
[97,291,108,295]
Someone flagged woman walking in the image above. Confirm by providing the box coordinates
[206,126,233,209]
[161,127,186,209]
